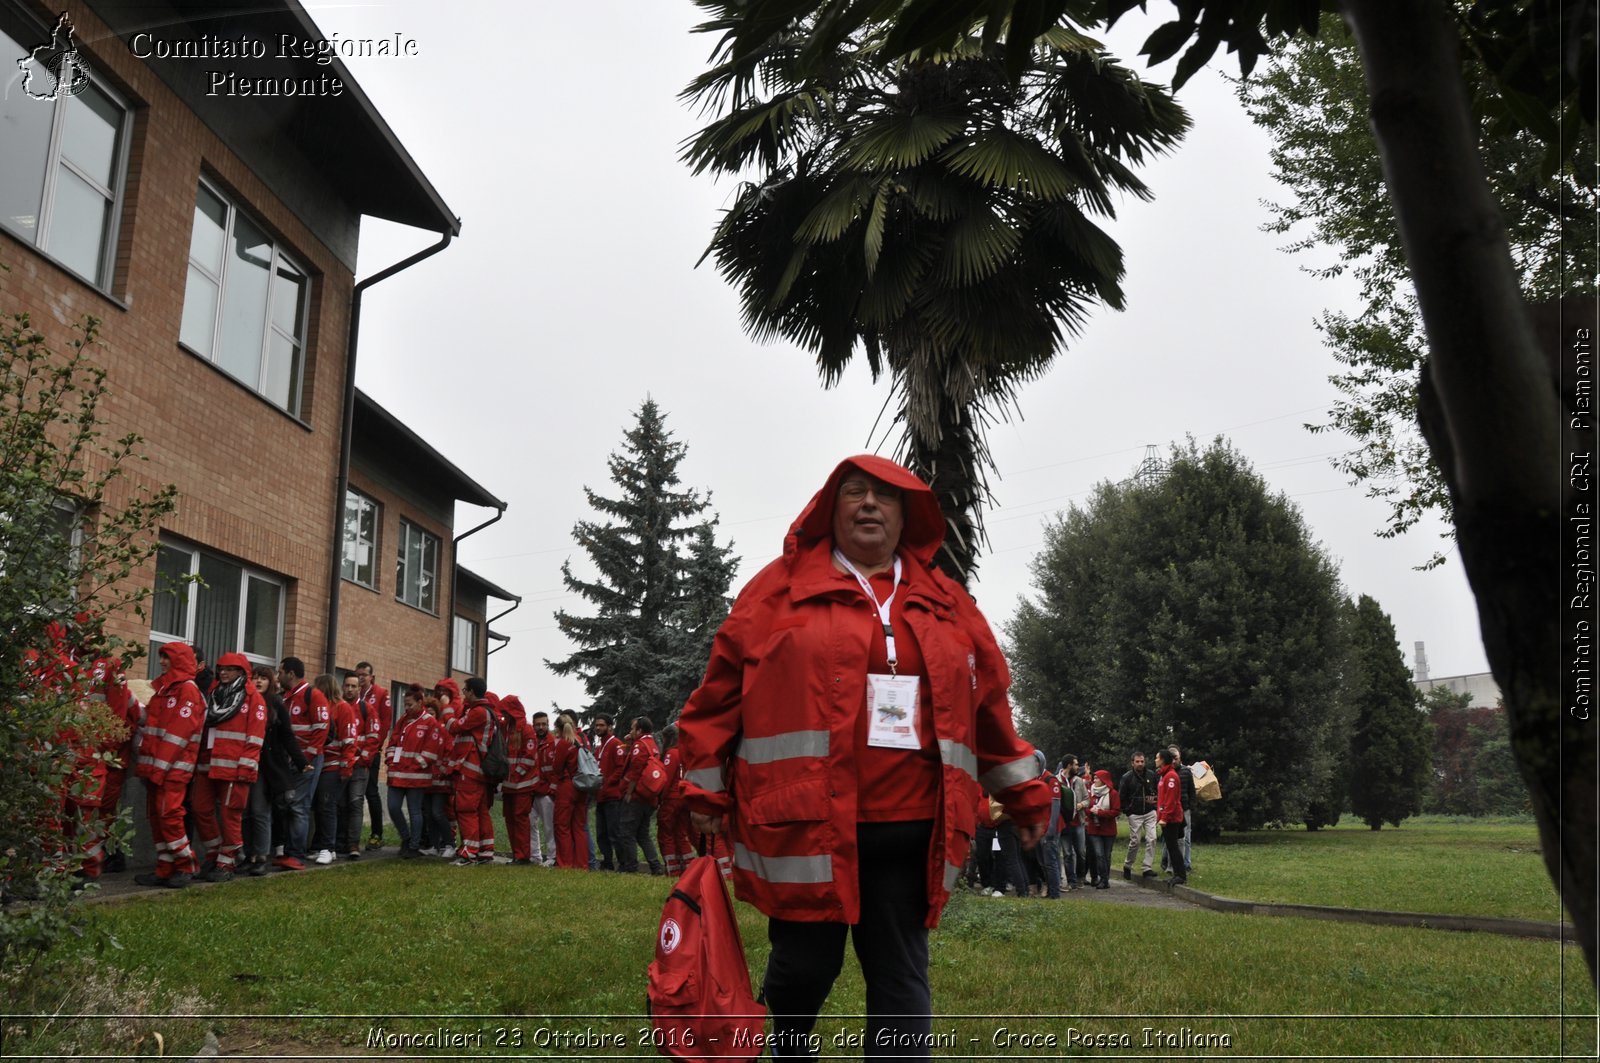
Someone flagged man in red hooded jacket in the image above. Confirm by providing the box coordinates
[135,643,206,887]
[678,456,1048,1057]
[447,677,496,864]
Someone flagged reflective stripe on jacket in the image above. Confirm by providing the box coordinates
[199,687,268,783]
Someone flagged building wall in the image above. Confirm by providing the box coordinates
[337,466,456,692]
[1416,672,1503,710]
[1,0,357,666]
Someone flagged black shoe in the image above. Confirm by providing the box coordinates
[200,867,233,883]
[1122,867,1132,881]
[344,851,361,860]
[104,852,126,873]
[133,872,165,888]
[1172,877,1186,886]
[1097,882,1110,890]
[512,858,532,865]
[1142,869,1157,878]
[165,873,193,889]
[399,847,420,860]
[247,861,268,877]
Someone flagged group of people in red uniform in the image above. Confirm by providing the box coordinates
[29,627,725,886]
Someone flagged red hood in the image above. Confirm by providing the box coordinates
[499,695,527,724]
[435,678,461,704]
[785,455,944,568]
[216,652,250,671]
[1094,769,1114,787]
[155,642,198,689]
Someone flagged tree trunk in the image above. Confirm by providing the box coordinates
[1341,0,1596,982]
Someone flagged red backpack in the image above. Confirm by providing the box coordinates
[635,750,671,805]
[646,855,765,1062]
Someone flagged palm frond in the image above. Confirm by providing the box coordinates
[843,111,969,169]
[940,127,1079,199]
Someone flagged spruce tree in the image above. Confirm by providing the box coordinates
[663,520,739,718]
[1345,594,1434,830]
[546,400,736,722]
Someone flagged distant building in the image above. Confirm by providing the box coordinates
[1415,672,1502,710]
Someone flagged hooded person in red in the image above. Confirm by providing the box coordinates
[135,643,206,887]
[446,676,496,864]
[677,455,1049,1057]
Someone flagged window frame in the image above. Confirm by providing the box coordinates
[149,537,285,673]
[451,614,479,675]
[178,176,310,415]
[0,11,132,290]
[341,487,381,590]
[394,518,439,615]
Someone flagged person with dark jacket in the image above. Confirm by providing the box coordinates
[1118,752,1159,880]
[248,665,308,873]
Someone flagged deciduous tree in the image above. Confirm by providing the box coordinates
[1007,439,1348,832]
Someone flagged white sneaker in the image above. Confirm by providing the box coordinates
[542,859,556,868]
[418,847,439,857]
[440,846,456,860]
[314,850,334,865]
[990,889,1004,898]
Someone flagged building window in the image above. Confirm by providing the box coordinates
[0,19,129,288]
[452,615,478,674]
[395,520,438,613]
[179,179,309,414]
[149,538,283,677]
[341,489,380,589]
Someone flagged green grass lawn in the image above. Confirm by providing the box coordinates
[4,816,1595,1060]
[1184,815,1569,922]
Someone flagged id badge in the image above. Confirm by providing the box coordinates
[866,673,921,749]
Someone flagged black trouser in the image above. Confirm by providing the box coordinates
[364,763,384,838]
[991,821,1030,897]
[614,799,663,873]
[1161,821,1187,879]
[763,821,933,1060]
[595,799,619,870]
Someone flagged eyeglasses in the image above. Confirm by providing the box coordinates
[838,479,902,504]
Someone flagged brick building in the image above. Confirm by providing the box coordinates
[1,0,517,684]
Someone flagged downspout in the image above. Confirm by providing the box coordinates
[324,229,455,674]
[446,506,506,676]
[484,595,523,660]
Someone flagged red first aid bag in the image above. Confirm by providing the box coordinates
[646,855,765,1061]
[635,752,671,805]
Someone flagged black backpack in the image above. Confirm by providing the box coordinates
[480,708,510,786]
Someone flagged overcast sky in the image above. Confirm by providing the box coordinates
[311,1,1492,715]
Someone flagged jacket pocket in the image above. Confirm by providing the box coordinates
[744,777,829,826]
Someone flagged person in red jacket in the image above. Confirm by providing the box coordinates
[353,661,391,849]
[311,673,355,864]
[447,677,496,865]
[189,652,268,882]
[1156,748,1187,886]
[528,710,557,866]
[551,711,590,869]
[385,684,437,857]
[591,714,624,871]
[497,695,540,864]
[277,657,329,867]
[338,672,378,861]
[678,456,1049,1056]
[420,692,455,855]
[655,724,694,878]
[432,678,463,856]
[1084,769,1121,891]
[614,716,666,875]
[135,643,207,888]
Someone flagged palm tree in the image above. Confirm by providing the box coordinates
[684,6,1189,584]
